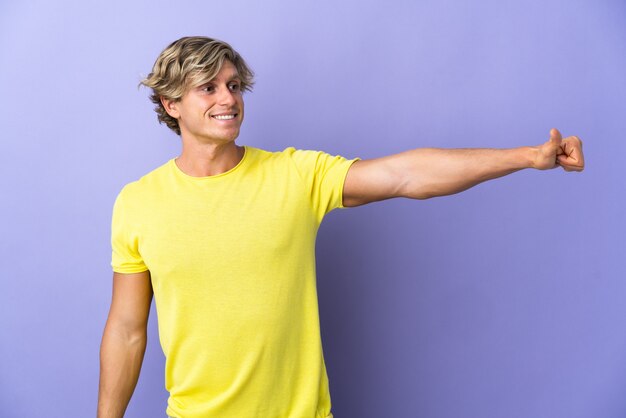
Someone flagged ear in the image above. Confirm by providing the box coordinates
[161,96,180,119]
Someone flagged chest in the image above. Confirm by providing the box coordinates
[136,175,316,278]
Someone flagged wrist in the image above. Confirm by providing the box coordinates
[524,146,540,169]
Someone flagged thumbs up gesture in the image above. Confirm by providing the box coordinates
[533,128,585,172]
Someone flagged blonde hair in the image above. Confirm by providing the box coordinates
[140,36,255,135]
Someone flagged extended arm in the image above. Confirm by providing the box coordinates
[98,271,153,418]
[343,128,584,207]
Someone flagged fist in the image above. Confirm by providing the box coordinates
[534,128,585,172]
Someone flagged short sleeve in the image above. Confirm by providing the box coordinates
[286,148,361,223]
[110,185,148,273]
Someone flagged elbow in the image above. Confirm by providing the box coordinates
[401,188,433,200]
[401,176,468,200]
[103,318,148,347]
[406,192,437,200]
[399,178,439,200]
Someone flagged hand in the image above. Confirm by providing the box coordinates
[533,128,585,172]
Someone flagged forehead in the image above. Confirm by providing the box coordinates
[217,60,238,77]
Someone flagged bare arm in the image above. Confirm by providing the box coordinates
[98,271,153,418]
[343,128,584,206]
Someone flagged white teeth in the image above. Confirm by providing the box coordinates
[213,114,235,120]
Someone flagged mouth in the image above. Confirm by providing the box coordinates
[211,113,238,121]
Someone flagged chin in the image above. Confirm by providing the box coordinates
[219,135,240,145]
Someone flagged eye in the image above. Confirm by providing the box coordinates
[228,82,241,92]
[202,84,215,93]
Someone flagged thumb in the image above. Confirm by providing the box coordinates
[549,128,562,145]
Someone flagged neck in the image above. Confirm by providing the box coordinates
[175,139,244,177]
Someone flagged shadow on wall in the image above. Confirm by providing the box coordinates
[316,199,433,417]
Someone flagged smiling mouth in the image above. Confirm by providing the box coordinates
[211,113,238,120]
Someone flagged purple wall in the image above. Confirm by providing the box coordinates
[1,0,624,417]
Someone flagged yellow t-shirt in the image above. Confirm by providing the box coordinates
[111,145,360,418]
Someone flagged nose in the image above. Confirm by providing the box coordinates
[217,84,237,106]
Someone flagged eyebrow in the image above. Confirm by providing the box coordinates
[210,74,241,83]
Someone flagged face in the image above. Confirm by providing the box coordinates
[163,60,244,144]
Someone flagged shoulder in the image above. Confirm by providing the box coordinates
[271,146,329,166]
[115,159,172,203]
[245,145,300,159]
[253,146,358,174]
[244,145,312,169]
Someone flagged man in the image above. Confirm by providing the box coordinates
[97,36,584,418]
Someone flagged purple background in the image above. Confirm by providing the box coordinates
[1,0,624,417]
